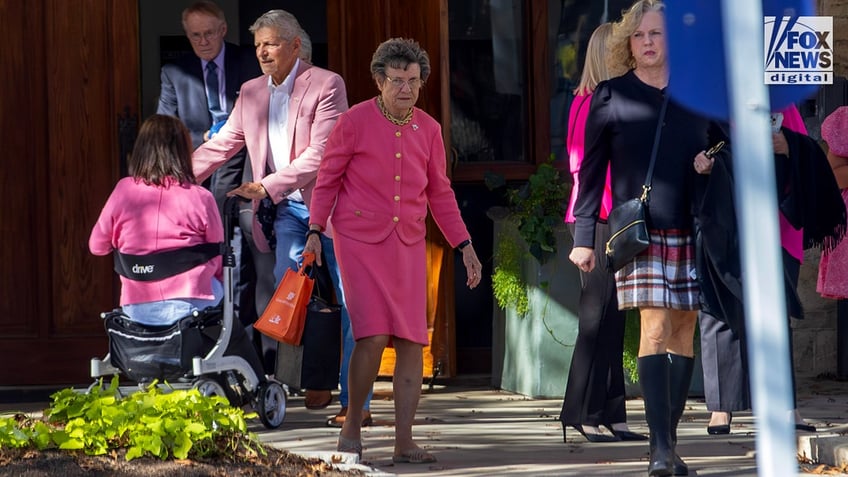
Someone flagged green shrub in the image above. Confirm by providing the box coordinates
[0,376,262,461]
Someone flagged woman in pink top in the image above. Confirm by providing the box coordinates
[817,106,848,299]
[89,115,224,326]
[559,23,646,444]
[304,38,482,464]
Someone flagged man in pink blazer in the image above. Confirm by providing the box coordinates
[192,10,350,410]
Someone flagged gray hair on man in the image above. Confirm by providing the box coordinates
[249,9,302,42]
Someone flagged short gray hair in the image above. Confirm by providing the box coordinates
[370,38,431,82]
[249,9,302,42]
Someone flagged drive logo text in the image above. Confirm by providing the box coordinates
[764,16,832,85]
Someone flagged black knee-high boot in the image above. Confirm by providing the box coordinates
[668,354,695,476]
[638,354,673,477]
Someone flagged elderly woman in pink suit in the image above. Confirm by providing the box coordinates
[304,38,483,464]
[192,10,359,411]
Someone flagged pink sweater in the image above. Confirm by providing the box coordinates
[565,93,613,223]
[89,177,223,305]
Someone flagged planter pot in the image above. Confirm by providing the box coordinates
[491,214,580,398]
[489,210,705,400]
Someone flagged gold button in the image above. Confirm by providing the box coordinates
[394,175,401,181]
[395,131,401,137]
[395,153,401,158]
[392,216,399,222]
[354,210,361,216]
[394,195,400,201]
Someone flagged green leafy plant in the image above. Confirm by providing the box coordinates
[487,156,570,316]
[623,310,640,383]
[492,222,530,317]
[497,159,570,265]
[0,376,263,461]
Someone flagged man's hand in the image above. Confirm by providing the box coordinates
[226,182,268,200]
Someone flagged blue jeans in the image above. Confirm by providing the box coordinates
[123,278,224,326]
[273,201,371,409]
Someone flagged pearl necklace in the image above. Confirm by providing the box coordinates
[377,96,412,126]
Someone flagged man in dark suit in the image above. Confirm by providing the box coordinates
[157,1,260,212]
[156,1,270,367]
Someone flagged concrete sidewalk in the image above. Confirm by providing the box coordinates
[1,374,846,476]
[256,374,848,476]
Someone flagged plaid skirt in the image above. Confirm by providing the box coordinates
[615,228,699,310]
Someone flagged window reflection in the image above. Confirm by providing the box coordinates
[449,0,526,164]
[549,0,631,167]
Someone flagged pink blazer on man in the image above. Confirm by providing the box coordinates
[193,62,348,252]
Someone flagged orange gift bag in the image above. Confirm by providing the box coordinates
[254,252,315,345]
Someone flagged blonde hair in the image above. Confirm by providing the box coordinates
[574,23,613,96]
[607,0,665,77]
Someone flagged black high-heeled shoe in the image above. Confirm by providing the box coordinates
[610,428,649,441]
[706,412,732,435]
[563,424,621,443]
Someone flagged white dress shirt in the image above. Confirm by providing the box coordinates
[267,58,303,202]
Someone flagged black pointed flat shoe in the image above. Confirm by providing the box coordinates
[707,424,730,435]
[707,412,732,435]
[610,429,649,441]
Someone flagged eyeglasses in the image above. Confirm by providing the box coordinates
[188,28,222,44]
[384,75,423,90]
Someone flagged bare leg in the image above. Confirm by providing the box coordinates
[639,307,697,356]
[391,337,426,455]
[339,335,388,443]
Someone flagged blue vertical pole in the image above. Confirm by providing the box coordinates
[719,1,797,476]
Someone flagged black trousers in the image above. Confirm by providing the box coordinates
[560,222,627,427]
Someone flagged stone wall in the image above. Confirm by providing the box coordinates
[820,0,848,77]
[795,249,840,377]
[790,2,846,378]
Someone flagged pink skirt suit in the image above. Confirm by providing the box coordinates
[309,99,471,345]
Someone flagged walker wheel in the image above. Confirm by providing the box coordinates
[194,378,228,399]
[256,381,286,429]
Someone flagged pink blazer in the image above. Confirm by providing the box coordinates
[309,100,470,247]
[192,63,348,252]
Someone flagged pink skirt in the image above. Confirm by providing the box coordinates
[332,231,429,345]
[817,190,848,299]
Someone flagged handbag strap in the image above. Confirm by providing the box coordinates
[641,92,670,202]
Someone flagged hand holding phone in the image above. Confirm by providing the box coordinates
[770,113,784,133]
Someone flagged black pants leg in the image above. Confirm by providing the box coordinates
[560,222,627,427]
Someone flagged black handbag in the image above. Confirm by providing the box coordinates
[605,188,651,272]
[274,283,342,390]
[605,94,669,272]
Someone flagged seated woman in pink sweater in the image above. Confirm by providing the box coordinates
[89,114,224,326]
